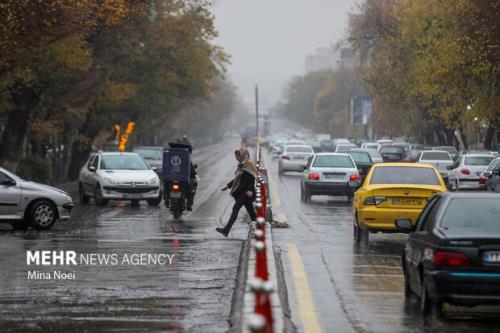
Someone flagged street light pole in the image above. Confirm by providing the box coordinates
[255,85,259,140]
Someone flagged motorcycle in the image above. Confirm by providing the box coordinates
[162,143,197,219]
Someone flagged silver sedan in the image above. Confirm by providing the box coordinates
[0,167,74,230]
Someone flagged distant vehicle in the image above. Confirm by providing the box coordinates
[0,167,74,230]
[79,152,162,206]
[379,145,407,162]
[300,153,360,203]
[307,138,322,152]
[377,139,394,145]
[271,140,287,156]
[353,163,448,243]
[397,192,500,315]
[361,142,380,150]
[333,138,351,144]
[346,150,374,182]
[334,143,358,152]
[416,150,453,183]
[284,140,307,147]
[408,149,423,162]
[433,146,458,159]
[133,146,164,173]
[447,154,494,191]
[353,148,383,163]
[278,145,314,175]
[319,139,335,152]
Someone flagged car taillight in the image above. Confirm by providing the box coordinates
[308,173,320,180]
[171,184,181,191]
[363,196,386,205]
[461,168,470,175]
[281,155,291,160]
[434,251,470,267]
[350,173,361,182]
[479,177,487,184]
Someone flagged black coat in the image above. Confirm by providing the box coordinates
[227,170,256,198]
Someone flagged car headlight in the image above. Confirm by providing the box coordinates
[104,177,119,185]
[147,177,159,185]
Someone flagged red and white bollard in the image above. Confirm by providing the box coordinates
[254,240,268,280]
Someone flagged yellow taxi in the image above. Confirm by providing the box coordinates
[353,163,448,242]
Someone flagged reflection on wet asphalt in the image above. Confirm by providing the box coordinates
[268,152,500,333]
[0,139,248,332]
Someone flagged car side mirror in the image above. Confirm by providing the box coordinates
[395,219,414,233]
[89,166,96,172]
[194,164,198,170]
[152,166,159,172]
[484,171,492,178]
[0,178,16,186]
[446,166,453,170]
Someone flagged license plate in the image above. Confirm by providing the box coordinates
[324,174,344,181]
[170,191,182,198]
[391,198,422,206]
[293,156,305,160]
[124,193,140,199]
[483,251,500,263]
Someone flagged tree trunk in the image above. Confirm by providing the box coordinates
[484,126,495,150]
[0,85,39,165]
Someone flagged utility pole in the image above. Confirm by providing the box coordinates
[255,85,259,140]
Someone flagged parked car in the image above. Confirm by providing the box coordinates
[433,146,458,159]
[133,146,164,172]
[79,152,162,206]
[278,145,314,175]
[300,153,360,203]
[447,153,494,191]
[479,157,500,190]
[379,145,407,162]
[353,163,448,243]
[346,150,374,182]
[307,138,323,152]
[377,139,394,146]
[0,167,74,230]
[397,192,500,315]
[416,150,453,184]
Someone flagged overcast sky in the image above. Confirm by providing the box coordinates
[213,0,356,109]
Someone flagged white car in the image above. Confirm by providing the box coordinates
[284,140,307,147]
[0,167,74,230]
[353,148,383,163]
[300,153,360,202]
[361,142,380,150]
[79,152,162,206]
[278,145,314,175]
[416,150,453,182]
[448,153,495,191]
[377,139,394,145]
[335,143,358,152]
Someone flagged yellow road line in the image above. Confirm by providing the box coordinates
[260,151,281,206]
[288,244,323,333]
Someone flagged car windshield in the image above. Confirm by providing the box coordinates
[370,166,441,185]
[365,144,378,149]
[465,156,494,166]
[286,146,313,153]
[487,159,500,171]
[348,152,372,164]
[436,146,457,154]
[313,155,354,168]
[134,148,163,160]
[101,155,150,170]
[421,152,451,161]
[440,198,500,231]
[380,147,404,154]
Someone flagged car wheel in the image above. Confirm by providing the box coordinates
[94,185,108,206]
[304,185,311,204]
[403,259,415,298]
[147,191,162,206]
[353,214,369,244]
[300,185,305,202]
[29,200,57,230]
[79,183,90,204]
[420,277,442,316]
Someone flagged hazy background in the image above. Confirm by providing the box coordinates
[213,0,356,110]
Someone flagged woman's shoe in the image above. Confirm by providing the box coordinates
[216,227,229,237]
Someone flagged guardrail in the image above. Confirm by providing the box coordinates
[248,144,275,333]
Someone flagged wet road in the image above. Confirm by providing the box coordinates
[0,139,249,333]
[266,151,500,333]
